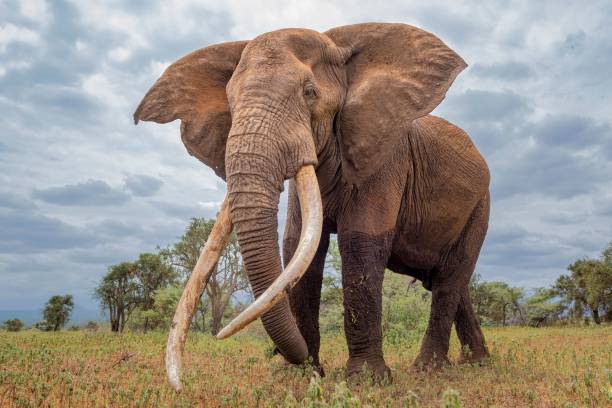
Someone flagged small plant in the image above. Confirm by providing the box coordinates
[404,391,420,408]
[329,381,360,407]
[441,389,461,408]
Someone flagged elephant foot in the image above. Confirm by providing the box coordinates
[346,356,392,384]
[457,348,490,365]
[412,351,451,371]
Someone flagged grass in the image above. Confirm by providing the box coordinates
[1,325,611,407]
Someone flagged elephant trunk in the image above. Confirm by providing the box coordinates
[223,126,318,363]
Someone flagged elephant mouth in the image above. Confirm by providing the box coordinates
[164,164,322,391]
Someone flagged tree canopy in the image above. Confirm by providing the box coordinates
[95,253,176,332]
[38,295,74,331]
[2,318,24,332]
[555,246,612,324]
[161,218,248,335]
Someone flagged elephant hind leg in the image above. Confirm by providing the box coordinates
[414,280,460,368]
[414,192,490,368]
[455,286,489,364]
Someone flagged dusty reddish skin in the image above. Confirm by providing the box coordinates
[135,22,490,380]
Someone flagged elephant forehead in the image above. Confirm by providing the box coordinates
[244,29,330,66]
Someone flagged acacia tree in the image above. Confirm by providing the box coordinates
[469,275,524,325]
[133,253,177,331]
[162,218,248,335]
[95,254,177,332]
[41,295,74,331]
[208,234,247,334]
[523,288,563,327]
[95,262,140,332]
[602,242,612,321]
[557,256,612,324]
[142,285,183,330]
[3,318,24,332]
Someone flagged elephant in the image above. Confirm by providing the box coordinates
[134,22,490,390]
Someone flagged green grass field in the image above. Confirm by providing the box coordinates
[1,325,611,407]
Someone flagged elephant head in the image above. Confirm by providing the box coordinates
[134,23,465,390]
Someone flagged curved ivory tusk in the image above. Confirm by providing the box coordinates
[216,165,322,340]
[165,198,232,391]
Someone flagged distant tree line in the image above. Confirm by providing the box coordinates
[5,232,608,334]
[1,294,75,332]
[469,241,612,326]
[320,240,612,337]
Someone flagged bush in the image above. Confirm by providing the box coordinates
[85,321,99,331]
[34,320,53,331]
[382,273,431,346]
[2,318,24,332]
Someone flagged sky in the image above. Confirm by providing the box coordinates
[1,0,611,311]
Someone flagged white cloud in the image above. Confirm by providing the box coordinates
[75,39,88,51]
[150,60,170,78]
[0,23,40,52]
[19,0,51,25]
[81,72,129,108]
[0,59,31,76]
[1,0,612,310]
[108,46,131,62]
[198,201,222,210]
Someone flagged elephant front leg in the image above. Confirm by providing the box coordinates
[339,231,393,380]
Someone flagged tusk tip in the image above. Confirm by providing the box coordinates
[167,372,182,392]
[166,353,183,391]
[216,327,231,340]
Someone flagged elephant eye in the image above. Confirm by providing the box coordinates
[303,84,318,99]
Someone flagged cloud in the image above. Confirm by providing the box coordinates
[124,174,163,196]
[2,0,612,311]
[444,89,532,124]
[0,23,40,52]
[32,179,131,206]
[91,219,143,237]
[0,209,97,253]
[470,61,534,81]
[493,115,612,199]
[18,0,52,25]
[0,191,37,210]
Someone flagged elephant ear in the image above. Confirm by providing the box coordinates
[325,23,466,185]
[134,41,248,180]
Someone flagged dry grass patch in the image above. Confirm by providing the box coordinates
[1,325,610,407]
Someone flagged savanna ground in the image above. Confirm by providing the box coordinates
[1,325,611,407]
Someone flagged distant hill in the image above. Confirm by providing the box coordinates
[0,305,103,327]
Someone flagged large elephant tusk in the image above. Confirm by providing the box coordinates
[165,197,232,391]
[216,165,322,340]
